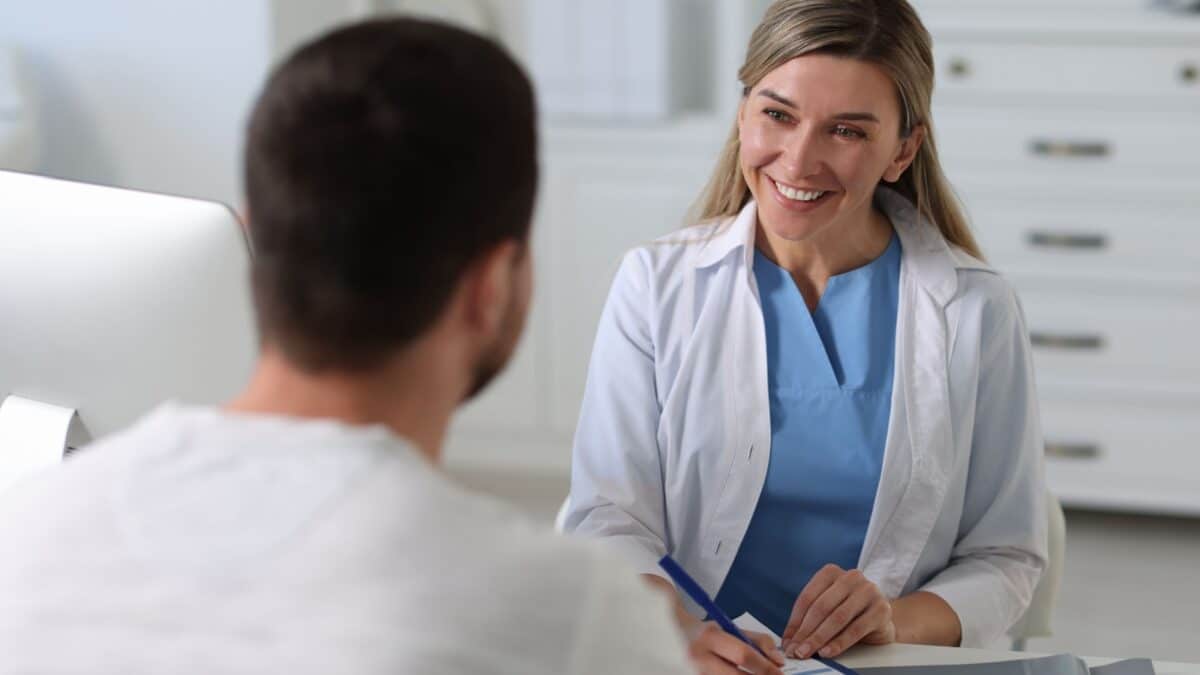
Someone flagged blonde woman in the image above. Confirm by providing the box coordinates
[563,1,1047,673]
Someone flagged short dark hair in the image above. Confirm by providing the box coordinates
[243,18,537,371]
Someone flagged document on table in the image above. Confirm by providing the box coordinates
[732,613,1157,675]
[852,655,1155,675]
[733,612,837,674]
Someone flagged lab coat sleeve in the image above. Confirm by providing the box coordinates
[562,249,670,580]
[920,284,1049,647]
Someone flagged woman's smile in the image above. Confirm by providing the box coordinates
[767,176,837,213]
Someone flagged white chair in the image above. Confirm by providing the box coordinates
[1008,490,1067,651]
[555,490,1066,653]
[554,496,570,533]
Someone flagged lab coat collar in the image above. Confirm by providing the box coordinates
[691,199,758,271]
[877,186,984,308]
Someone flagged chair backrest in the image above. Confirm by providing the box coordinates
[554,496,570,533]
[1009,489,1067,649]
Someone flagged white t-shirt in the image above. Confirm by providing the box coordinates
[0,404,693,674]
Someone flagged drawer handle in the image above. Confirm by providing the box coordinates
[1029,139,1111,158]
[1027,231,1108,250]
[1030,332,1105,351]
[947,57,971,79]
[1182,63,1199,84]
[1045,442,1102,461]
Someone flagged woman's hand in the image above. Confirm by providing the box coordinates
[781,564,896,660]
[685,622,786,675]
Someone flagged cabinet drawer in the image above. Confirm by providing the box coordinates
[1015,288,1200,387]
[936,108,1200,179]
[933,41,1200,104]
[958,193,1200,286]
[1038,390,1200,515]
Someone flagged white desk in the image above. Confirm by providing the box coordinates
[838,643,1199,675]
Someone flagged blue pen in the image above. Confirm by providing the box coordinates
[657,554,861,675]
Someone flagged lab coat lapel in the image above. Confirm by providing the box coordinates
[859,189,958,598]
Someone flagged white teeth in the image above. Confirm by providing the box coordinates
[774,180,825,202]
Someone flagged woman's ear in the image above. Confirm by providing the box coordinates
[883,124,926,183]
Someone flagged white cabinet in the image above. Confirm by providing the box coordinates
[541,128,723,433]
[915,0,1200,515]
[525,0,712,121]
[444,1,763,472]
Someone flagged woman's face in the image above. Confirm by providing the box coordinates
[738,54,924,243]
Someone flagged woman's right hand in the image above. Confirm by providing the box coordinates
[685,622,787,675]
[641,573,785,674]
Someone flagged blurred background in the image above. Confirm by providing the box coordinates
[2,0,1198,663]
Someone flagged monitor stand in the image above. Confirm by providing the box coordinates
[0,395,91,493]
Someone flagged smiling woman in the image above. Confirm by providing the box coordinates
[563,2,1048,674]
[734,54,923,309]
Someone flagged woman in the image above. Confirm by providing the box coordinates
[562,1,1047,674]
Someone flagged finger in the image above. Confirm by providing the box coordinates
[782,564,844,642]
[705,630,785,675]
[691,651,748,675]
[795,582,879,659]
[816,601,892,659]
[747,630,786,666]
[691,652,743,675]
[785,569,864,656]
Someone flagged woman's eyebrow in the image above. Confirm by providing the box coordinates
[832,112,881,124]
[757,88,797,108]
[755,89,881,124]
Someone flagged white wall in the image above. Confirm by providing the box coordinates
[0,1,273,207]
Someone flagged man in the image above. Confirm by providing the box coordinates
[0,19,693,674]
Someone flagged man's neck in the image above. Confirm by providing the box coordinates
[224,348,460,465]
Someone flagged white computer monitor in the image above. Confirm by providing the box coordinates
[0,170,257,492]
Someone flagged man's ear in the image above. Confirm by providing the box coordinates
[237,205,252,236]
[462,240,523,337]
[883,124,926,183]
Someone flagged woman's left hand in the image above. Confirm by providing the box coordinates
[780,564,896,660]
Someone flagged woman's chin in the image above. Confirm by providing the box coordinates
[757,210,831,243]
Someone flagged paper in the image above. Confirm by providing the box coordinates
[783,663,839,674]
[733,613,837,674]
[1089,660,1156,675]
[852,654,1157,675]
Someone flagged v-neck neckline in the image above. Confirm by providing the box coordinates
[753,233,899,389]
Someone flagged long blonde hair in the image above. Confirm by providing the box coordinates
[694,0,982,259]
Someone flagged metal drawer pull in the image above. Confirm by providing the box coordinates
[1182,63,1199,84]
[1030,332,1105,351]
[1029,139,1111,158]
[1045,442,1102,460]
[1027,231,1108,250]
[948,57,971,78]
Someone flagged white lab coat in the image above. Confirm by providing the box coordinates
[564,187,1048,648]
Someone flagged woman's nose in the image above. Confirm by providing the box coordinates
[777,128,824,180]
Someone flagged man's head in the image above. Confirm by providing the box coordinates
[243,18,537,398]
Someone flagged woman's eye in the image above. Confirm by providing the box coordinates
[764,109,791,123]
[833,125,866,139]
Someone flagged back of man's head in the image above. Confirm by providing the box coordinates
[243,18,537,373]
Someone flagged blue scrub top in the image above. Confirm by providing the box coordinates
[714,232,902,635]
